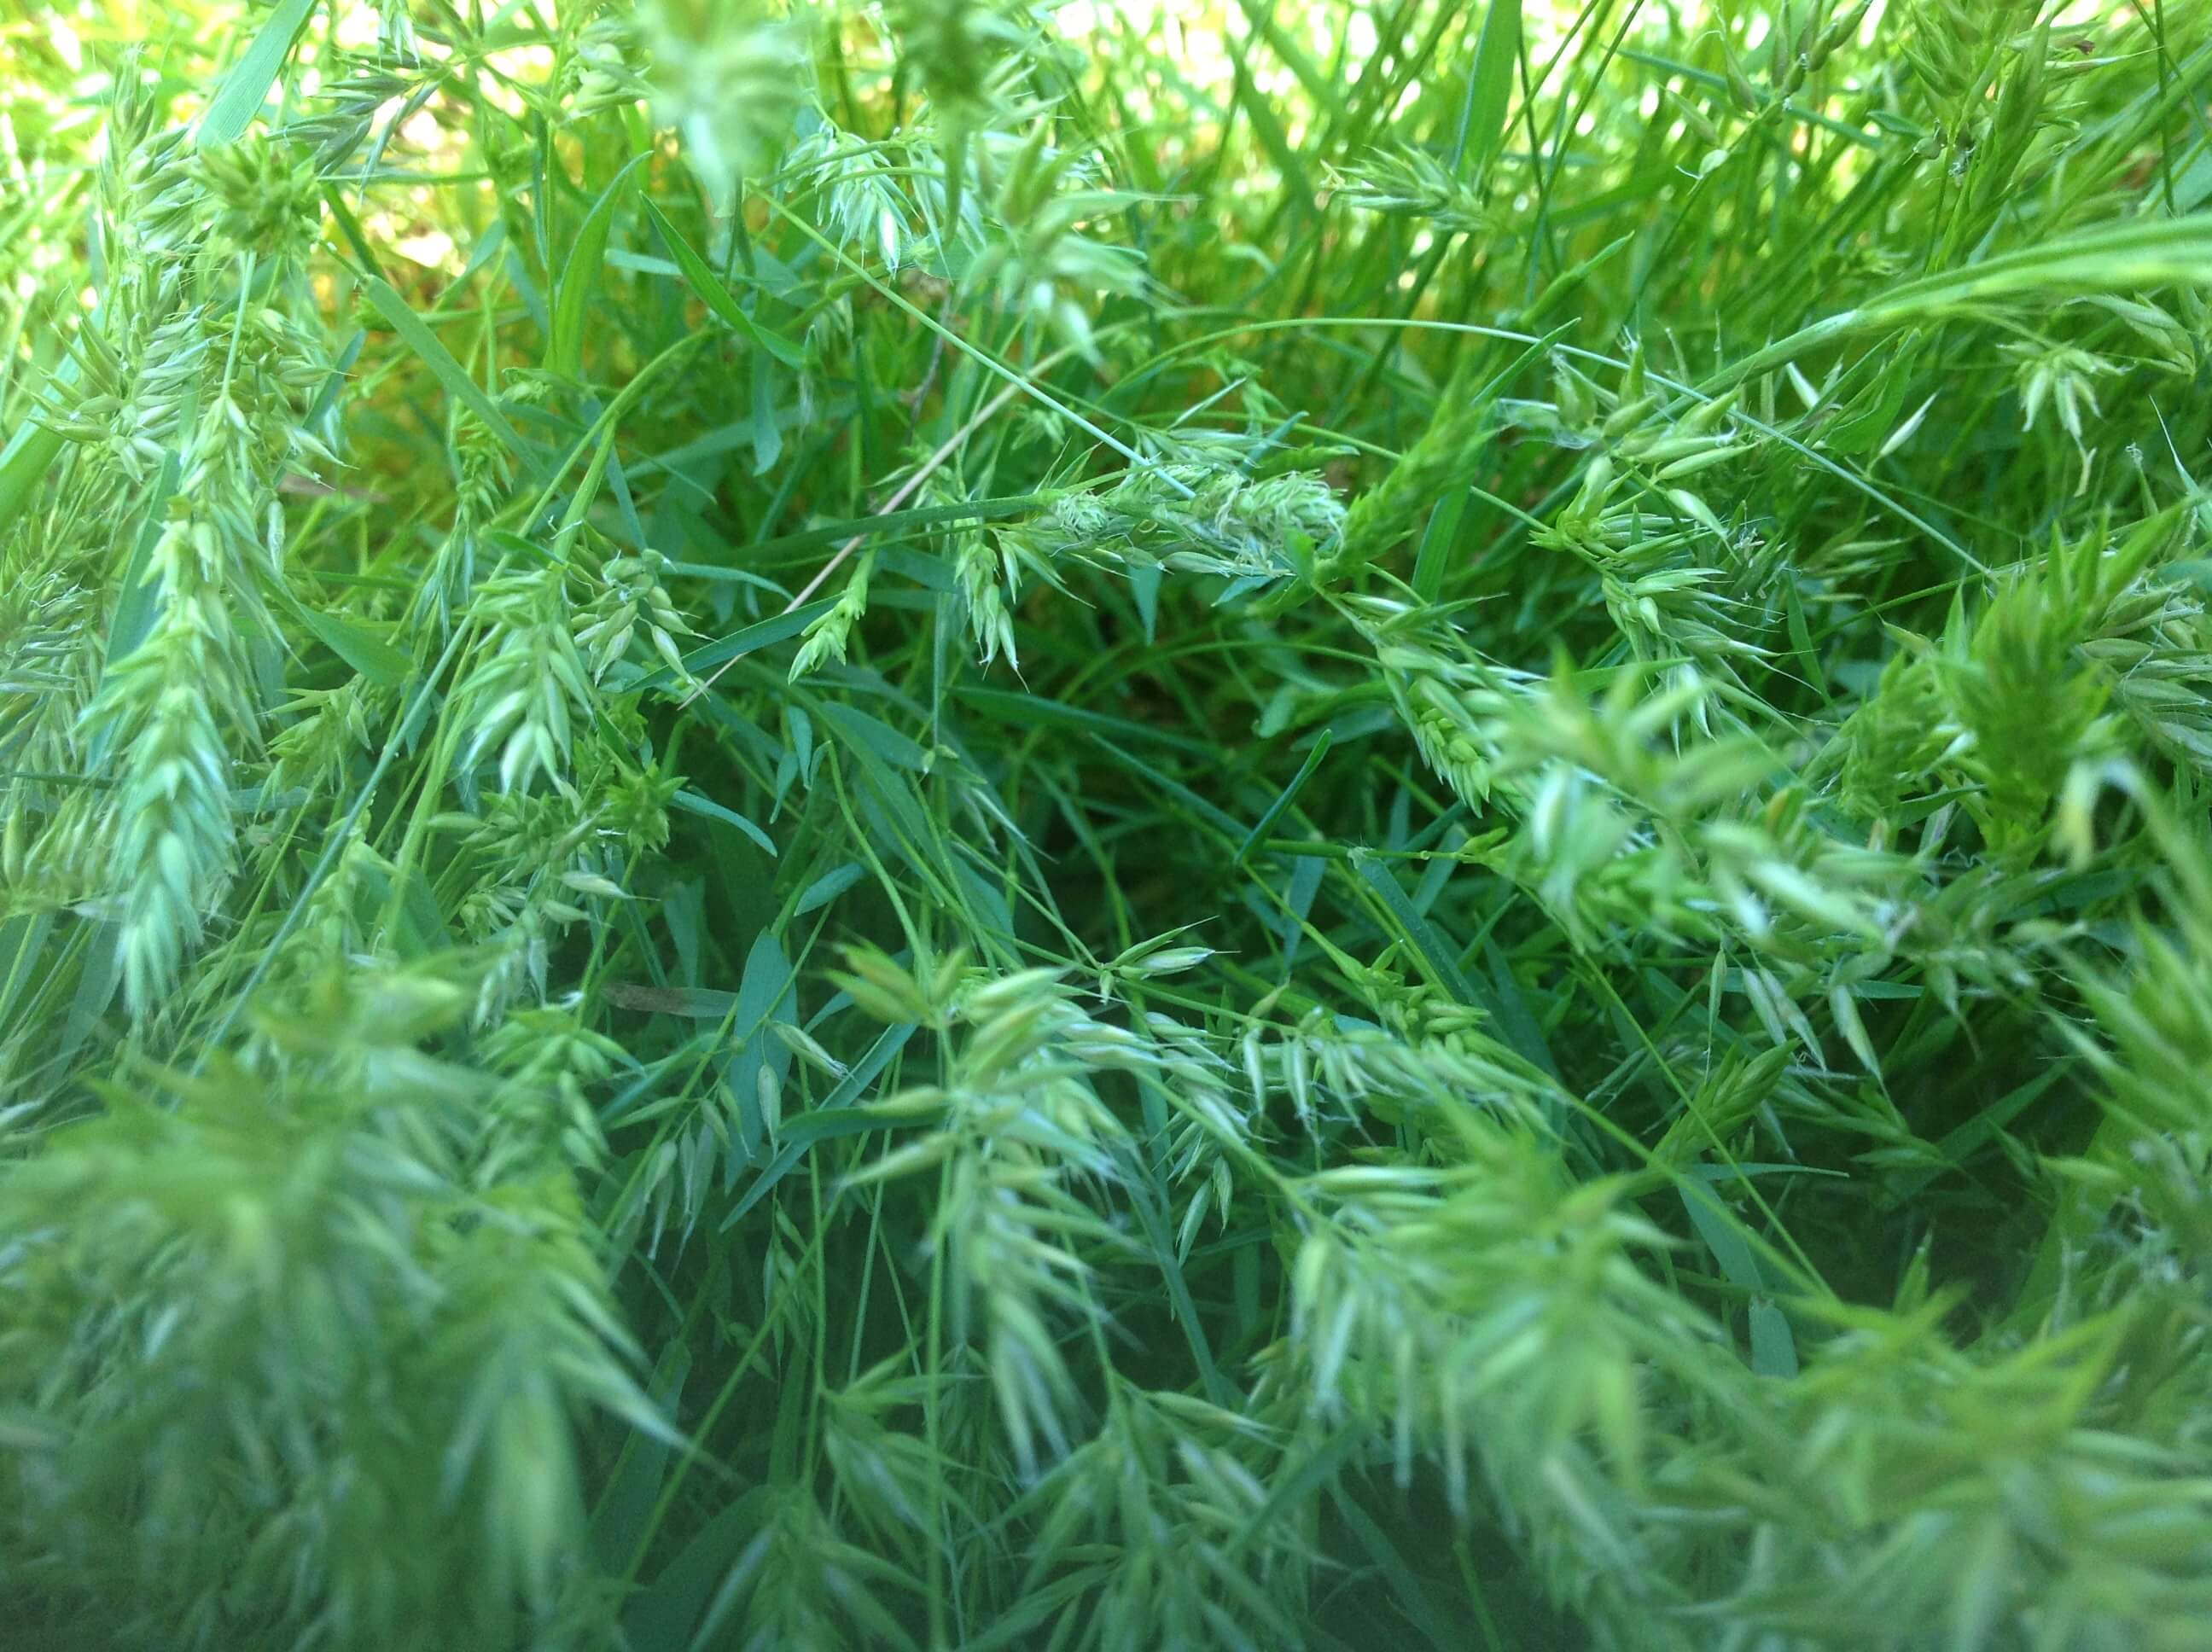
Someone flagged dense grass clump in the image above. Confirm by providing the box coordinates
[8,0,2212,1645]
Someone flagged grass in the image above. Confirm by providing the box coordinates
[5,0,2212,1646]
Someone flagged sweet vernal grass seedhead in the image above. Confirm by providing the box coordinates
[8,0,2212,1647]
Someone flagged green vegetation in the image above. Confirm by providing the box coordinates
[6,0,2212,1645]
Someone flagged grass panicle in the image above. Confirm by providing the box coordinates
[8,2,2212,1648]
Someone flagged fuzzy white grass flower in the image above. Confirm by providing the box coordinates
[2006,339,2117,491]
